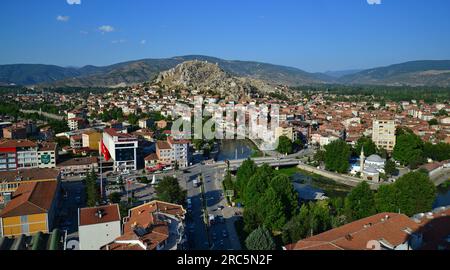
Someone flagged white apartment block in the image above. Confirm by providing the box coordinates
[372,119,396,152]
[103,129,139,172]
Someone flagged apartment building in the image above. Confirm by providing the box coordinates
[102,201,186,251]
[372,119,396,152]
[82,131,102,151]
[78,205,121,250]
[155,137,190,168]
[275,123,295,142]
[102,128,138,172]
[0,140,38,171]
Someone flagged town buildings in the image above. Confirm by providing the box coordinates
[285,207,450,250]
[78,205,121,250]
[0,140,57,172]
[0,181,60,237]
[82,131,102,151]
[57,157,99,179]
[102,201,186,250]
[372,119,397,152]
[154,137,190,169]
[102,129,139,172]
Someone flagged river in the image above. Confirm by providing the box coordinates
[215,140,254,162]
[434,190,450,208]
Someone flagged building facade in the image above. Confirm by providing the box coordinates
[372,119,396,152]
[0,168,61,206]
[0,181,60,237]
[102,129,138,172]
[78,205,121,250]
[0,140,57,172]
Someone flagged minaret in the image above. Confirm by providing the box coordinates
[360,146,365,173]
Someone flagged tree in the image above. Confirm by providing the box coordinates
[424,142,450,162]
[374,185,399,213]
[127,113,139,125]
[384,159,398,176]
[314,150,326,163]
[269,175,299,218]
[109,192,122,204]
[354,137,377,157]
[155,177,187,205]
[392,172,436,216]
[258,187,287,231]
[281,201,332,244]
[344,182,376,221]
[235,159,257,197]
[324,140,351,173]
[293,139,304,151]
[85,169,99,207]
[245,227,276,250]
[243,164,273,206]
[277,136,293,155]
[428,119,439,126]
[393,132,424,168]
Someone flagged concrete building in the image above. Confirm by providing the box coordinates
[0,168,61,206]
[57,157,99,179]
[82,131,102,151]
[138,118,154,129]
[2,125,26,140]
[372,119,396,152]
[285,207,450,250]
[0,141,57,171]
[37,142,57,169]
[0,140,38,171]
[102,129,138,172]
[155,137,190,168]
[102,201,186,251]
[0,181,60,237]
[67,118,86,131]
[275,123,295,142]
[78,205,121,250]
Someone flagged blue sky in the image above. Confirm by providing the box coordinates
[1,0,449,72]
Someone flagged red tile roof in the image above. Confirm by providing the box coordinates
[0,168,60,183]
[285,213,420,250]
[79,204,121,226]
[0,181,58,218]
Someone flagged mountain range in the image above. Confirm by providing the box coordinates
[1,56,450,88]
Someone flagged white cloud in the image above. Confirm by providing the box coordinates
[67,0,81,5]
[56,15,70,22]
[99,25,115,33]
[367,0,382,5]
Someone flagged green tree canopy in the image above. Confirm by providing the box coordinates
[245,227,277,251]
[344,182,376,221]
[324,139,351,173]
[155,177,187,205]
[277,136,293,155]
[354,137,377,157]
[423,142,450,162]
[384,159,398,176]
[269,175,299,218]
[375,171,436,216]
[393,131,424,168]
[235,159,257,197]
[258,187,287,231]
